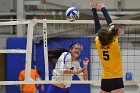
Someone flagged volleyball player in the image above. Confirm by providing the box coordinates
[47,42,89,93]
[90,1,124,93]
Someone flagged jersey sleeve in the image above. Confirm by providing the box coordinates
[55,52,71,74]
[92,8,101,34]
[101,7,118,35]
[101,7,113,26]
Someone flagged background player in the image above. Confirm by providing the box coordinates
[19,68,44,93]
[90,1,124,93]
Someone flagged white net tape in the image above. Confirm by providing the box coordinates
[0,49,26,53]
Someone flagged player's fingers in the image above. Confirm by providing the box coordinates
[101,0,103,3]
[96,1,100,6]
[92,0,95,5]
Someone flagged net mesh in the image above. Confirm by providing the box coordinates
[0,20,140,85]
[34,20,140,83]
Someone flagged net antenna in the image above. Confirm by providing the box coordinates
[42,0,49,80]
[43,0,48,19]
[43,21,49,80]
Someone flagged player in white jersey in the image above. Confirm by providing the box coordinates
[47,42,89,93]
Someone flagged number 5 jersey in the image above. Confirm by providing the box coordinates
[95,36,123,79]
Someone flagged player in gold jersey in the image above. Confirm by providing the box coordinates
[90,1,124,93]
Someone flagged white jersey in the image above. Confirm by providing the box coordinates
[51,52,83,88]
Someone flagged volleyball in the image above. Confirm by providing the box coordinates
[65,7,80,22]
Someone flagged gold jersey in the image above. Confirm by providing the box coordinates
[95,36,123,79]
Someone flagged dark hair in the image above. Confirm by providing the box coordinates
[69,42,83,49]
[48,48,68,69]
[98,28,118,46]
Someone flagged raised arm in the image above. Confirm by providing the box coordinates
[90,2,101,34]
[82,57,89,80]
[77,57,89,80]
[97,2,113,26]
[102,7,112,26]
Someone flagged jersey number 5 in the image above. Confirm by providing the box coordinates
[103,51,110,61]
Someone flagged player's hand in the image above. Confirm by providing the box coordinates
[73,68,83,74]
[83,57,89,67]
[97,2,105,10]
[117,27,124,36]
[90,1,97,9]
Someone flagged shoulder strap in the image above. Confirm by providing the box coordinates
[64,52,69,64]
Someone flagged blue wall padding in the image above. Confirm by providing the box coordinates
[36,38,91,93]
[6,37,91,93]
[6,37,34,93]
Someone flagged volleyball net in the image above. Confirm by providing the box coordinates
[0,19,140,85]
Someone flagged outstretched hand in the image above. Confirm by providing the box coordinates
[96,2,105,10]
[83,57,89,67]
[90,1,97,9]
[117,27,124,36]
[90,1,105,10]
